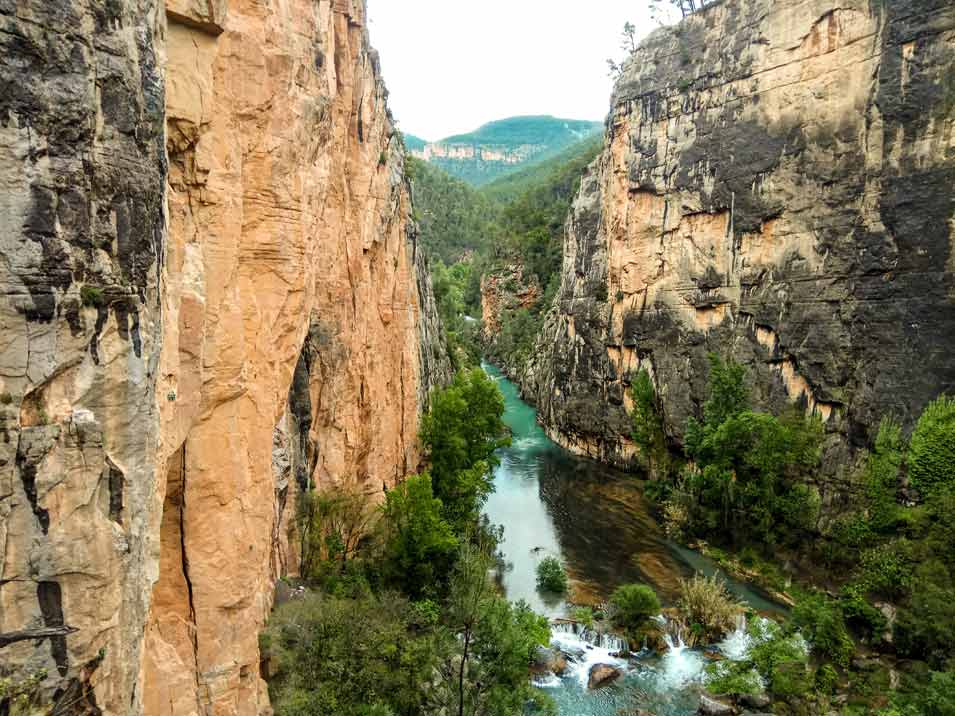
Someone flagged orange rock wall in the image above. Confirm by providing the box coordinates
[0,1,449,714]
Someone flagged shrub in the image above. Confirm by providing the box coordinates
[705,661,762,695]
[631,369,670,478]
[678,573,743,642]
[609,584,660,629]
[791,592,854,668]
[379,473,458,599]
[421,369,508,532]
[747,620,811,698]
[908,395,955,497]
[855,541,913,599]
[80,284,105,307]
[815,663,839,695]
[536,557,568,594]
[571,606,595,629]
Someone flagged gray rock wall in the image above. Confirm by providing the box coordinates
[526,0,955,495]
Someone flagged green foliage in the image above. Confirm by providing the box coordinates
[0,670,47,716]
[610,583,661,629]
[747,619,812,698]
[677,573,742,643]
[907,395,955,497]
[535,556,568,594]
[865,418,905,530]
[791,592,854,668]
[266,591,437,716]
[572,605,595,629]
[815,663,839,695]
[297,487,376,585]
[681,355,823,547]
[80,284,105,307]
[421,369,508,532]
[855,542,913,599]
[410,158,501,265]
[430,259,481,370]
[705,661,762,695]
[707,619,811,698]
[895,558,955,666]
[379,474,458,599]
[631,369,670,477]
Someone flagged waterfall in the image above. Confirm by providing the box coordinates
[549,621,630,689]
[718,613,751,661]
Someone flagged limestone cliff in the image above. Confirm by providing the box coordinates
[526,0,955,480]
[480,263,540,377]
[0,1,450,715]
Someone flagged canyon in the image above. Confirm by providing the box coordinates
[0,1,448,714]
[522,0,955,505]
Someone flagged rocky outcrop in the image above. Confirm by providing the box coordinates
[481,264,541,336]
[526,0,955,482]
[0,1,449,715]
[480,263,541,378]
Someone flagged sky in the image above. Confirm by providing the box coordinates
[366,1,660,141]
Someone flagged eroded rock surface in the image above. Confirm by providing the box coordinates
[526,0,955,492]
[0,1,449,714]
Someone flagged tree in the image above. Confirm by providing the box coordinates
[630,369,670,478]
[436,543,553,716]
[535,557,568,593]
[298,486,377,583]
[379,473,458,599]
[907,395,955,498]
[421,369,509,532]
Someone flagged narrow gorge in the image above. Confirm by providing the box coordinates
[2,0,955,715]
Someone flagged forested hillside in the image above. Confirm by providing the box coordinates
[409,136,603,373]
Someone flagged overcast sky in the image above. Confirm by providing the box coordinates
[366,1,660,141]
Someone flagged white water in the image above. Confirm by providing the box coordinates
[657,619,706,690]
[550,622,630,689]
[717,614,752,661]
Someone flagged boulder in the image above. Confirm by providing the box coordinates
[587,663,622,689]
[698,693,734,716]
[739,693,771,709]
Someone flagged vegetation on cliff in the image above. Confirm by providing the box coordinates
[263,370,554,716]
[632,358,955,713]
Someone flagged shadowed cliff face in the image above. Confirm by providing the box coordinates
[0,1,449,714]
[525,0,955,493]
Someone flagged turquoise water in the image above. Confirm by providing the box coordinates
[481,364,783,715]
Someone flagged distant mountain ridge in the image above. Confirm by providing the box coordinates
[408,115,602,186]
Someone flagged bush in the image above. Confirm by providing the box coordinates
[678,574,743,643]
[536,557,568,593]
[609,584,660,629]
[379,473,458,599]
[705,661,762,695]
[571,606,595,629]
[747,620,811,698]
[908,395,955,497]
[421,368,508,532]
[80,284,105,307]
[815,663,839,695]
[791,592,854,668]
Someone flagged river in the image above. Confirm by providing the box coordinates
[481,364,783,715]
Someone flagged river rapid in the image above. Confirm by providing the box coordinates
[481,364,783,716]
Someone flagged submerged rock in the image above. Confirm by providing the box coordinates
[587,663,622,689]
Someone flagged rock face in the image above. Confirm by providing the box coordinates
[587,663,621,689]
[480,263,541,375]
[526,0,955,482]
[0,1,449,715]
